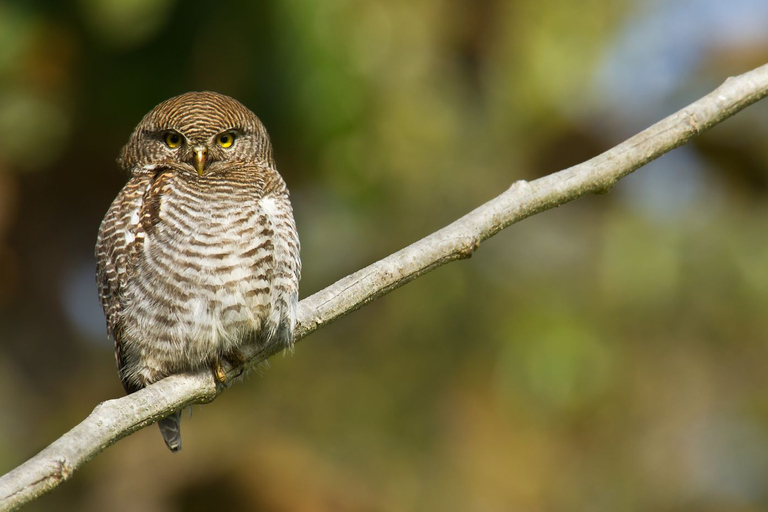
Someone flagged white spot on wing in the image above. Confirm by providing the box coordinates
[125,207,140,244]
[260,197,280,216]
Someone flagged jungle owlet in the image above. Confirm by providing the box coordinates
[95,92,301,452]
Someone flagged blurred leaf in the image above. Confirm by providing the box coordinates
[0,90,69,170]
[79,0,177,48]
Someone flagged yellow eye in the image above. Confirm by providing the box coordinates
[164,132,183,148]
[216,132,235,148]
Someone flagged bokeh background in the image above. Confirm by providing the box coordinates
[2,0,768,510]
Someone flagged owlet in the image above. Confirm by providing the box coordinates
[95,92,301,452]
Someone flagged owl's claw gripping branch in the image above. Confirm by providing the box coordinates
[213,349,248,385]
[212,360,228,384]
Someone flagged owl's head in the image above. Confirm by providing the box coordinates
[119,91,274,176]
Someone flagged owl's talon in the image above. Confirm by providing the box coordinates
[212,360,227,383]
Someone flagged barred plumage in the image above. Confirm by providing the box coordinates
[96,92,300,452]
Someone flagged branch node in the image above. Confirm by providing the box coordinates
[508,179,530,193]
[457,241,476,259]
[54,458,73,483]
[593,182,614,195]
[683,107,703,134]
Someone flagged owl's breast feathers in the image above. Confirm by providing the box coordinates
[96,164,300,390]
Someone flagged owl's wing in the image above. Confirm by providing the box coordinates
[96,176,153,394]
[261,167,301,283]
[258,169,302,345]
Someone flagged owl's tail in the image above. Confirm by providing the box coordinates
[158,411,182,452]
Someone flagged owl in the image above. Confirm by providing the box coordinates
[95,92,301,452]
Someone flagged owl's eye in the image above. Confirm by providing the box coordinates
[164,132,183,148]
[216,132,236,148]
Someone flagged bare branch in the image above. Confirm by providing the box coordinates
[3,63,768,511]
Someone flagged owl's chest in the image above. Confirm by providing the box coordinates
[123,184,285,347]
[146,190,275,287]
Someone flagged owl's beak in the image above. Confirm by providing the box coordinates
[193,147,207,176]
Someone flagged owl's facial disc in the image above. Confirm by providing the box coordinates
[193,146,207,176]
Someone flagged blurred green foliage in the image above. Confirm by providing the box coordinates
[2,0,768,511]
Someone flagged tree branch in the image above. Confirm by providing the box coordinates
[3,63,768,511]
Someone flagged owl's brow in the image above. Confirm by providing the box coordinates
[143,128,181,138]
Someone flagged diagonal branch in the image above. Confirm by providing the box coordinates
[3,63,768,511]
